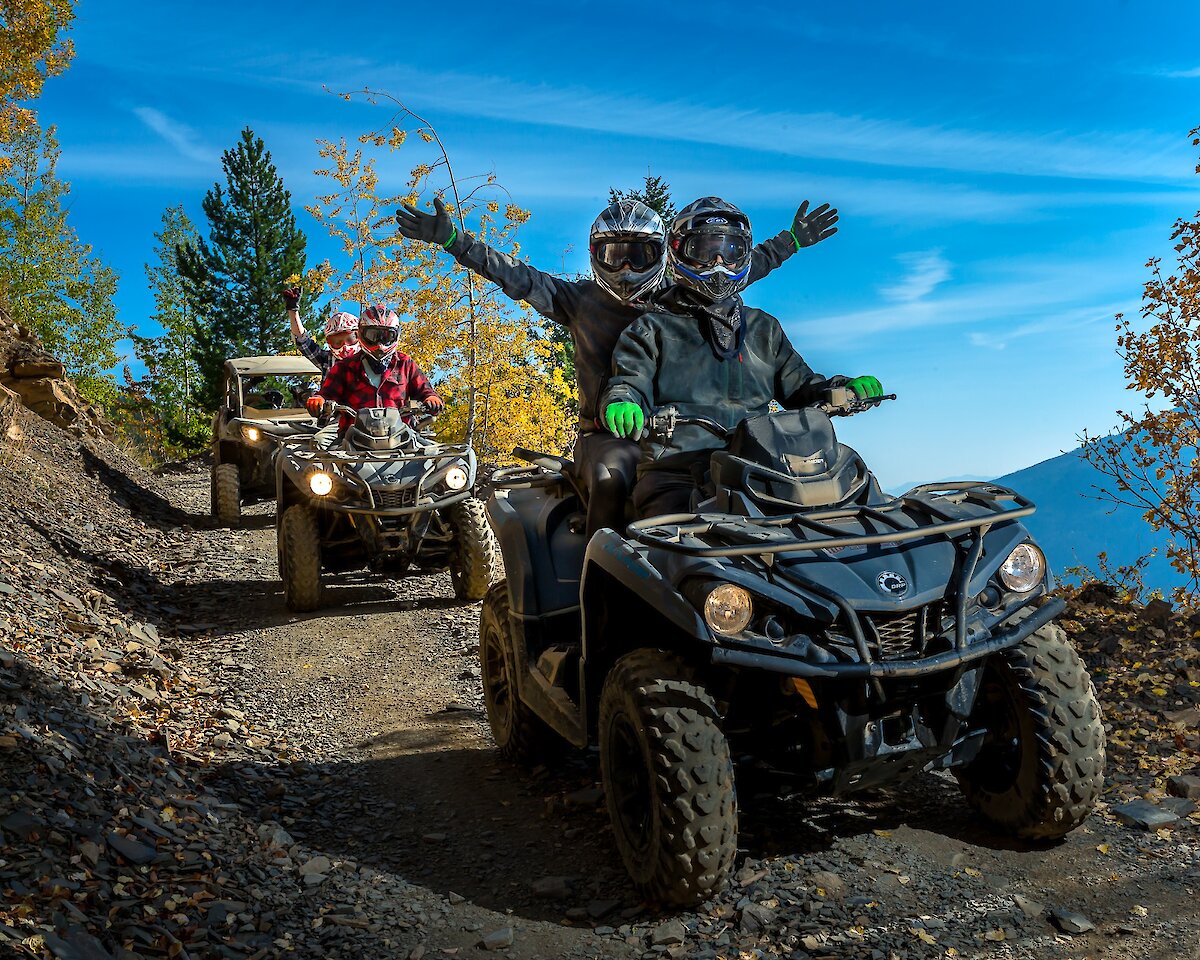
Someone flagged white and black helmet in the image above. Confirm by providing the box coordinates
[589,199,667,304]
[668,197,753,302]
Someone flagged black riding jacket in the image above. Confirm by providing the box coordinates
[602,298,836,470]
[445,230,799,423]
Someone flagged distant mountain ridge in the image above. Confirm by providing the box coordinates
[996,449,1183,594]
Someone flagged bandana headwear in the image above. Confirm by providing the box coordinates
[324,311,360,360]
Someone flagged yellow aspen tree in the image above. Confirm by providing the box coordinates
[308,92,575,462]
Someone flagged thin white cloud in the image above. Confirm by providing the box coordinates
[882,250,951,302]
[1157,66,1200,79]
[107,52,1193,186]
[789,253,1136,350]
[132,106,213,164]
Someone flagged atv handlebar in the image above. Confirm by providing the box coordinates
[819,386,897,417]
[646,390,896,443]
[319,400,437,426]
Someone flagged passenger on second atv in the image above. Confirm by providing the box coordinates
[601,197,883,520]
[305,305,444,429]
[282,285,359,378]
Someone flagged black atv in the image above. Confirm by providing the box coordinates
[275,401,497,611]
[480,389,1105,906]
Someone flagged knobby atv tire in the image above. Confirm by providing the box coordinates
[280,504,322,612]
[954,617,1105,840]
[599,649,737,907]
[479,582,561,764]
[212,463,241,527]
[447,498,498,601]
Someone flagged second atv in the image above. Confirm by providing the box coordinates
[275,401,497,611]
[480,388,1105,906]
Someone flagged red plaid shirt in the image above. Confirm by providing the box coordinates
[317,352,440,423]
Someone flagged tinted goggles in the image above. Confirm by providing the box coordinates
[592,240,662,271]
[359,325,399,348]
[677,232,749,266]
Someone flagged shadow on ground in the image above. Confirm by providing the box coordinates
[208,747,1056,927]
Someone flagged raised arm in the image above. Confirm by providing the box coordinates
[395,197,578,325]
[746,200,840,286]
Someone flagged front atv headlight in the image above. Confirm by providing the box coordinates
[444,467,468,491]
[241,425,261,442]
[704,584,753,636]
[308,471,333,496]
[998,543,1045,593]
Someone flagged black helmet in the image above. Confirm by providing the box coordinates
[668,197,753,302]
[589,200,667,304]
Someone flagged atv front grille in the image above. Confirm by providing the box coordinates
[376,487,418,510]
[863,604,942,661]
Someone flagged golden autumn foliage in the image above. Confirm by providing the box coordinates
[307,92,574,463]
[0,0,75,171]
[1080,125,1200,601]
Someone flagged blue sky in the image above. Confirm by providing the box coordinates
[36,0,1200,487]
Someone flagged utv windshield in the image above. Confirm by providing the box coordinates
[239,374,321,419]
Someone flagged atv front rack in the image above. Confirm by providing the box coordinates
[287,442,476,517]
[626,482,1034,559]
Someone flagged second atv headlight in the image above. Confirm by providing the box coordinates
[998,543,1045,593]
[308,471,333,496]
[704,584,753,636]
[241,425,261,442]
[444,467,468,491]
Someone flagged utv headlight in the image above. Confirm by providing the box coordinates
[704,584,753,636]
[444,467,469,491]
[308,471,334,496]
[998,543,1045,593]
[241,425,262,442]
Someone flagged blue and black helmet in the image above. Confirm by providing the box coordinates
[668,197,753,303]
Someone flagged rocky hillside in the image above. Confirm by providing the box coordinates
[1,332,1199,959]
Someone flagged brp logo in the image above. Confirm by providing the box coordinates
[705,217,728,224]
[877,571,908,597]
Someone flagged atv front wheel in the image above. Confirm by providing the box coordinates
[447,497,498,601]
[599,649,737,907]
[479,582,561,764]
[954,617,1105,839]
[212,462,241,526]
[280,504,322,612]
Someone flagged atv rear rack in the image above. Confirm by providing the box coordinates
[626,482,1034,559]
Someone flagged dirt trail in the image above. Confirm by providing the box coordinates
[9,441,1184,960]
[144,460,1200,960]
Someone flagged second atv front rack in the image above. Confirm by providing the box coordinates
[626,482,1035,558]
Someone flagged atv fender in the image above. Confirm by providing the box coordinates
[577,530,712,741]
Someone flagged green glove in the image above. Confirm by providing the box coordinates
[846,375,882,400]
[604,401,644,439]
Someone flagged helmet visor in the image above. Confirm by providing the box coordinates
[678,232,750,266]
[359,325,399,349]
[593,240,662,271]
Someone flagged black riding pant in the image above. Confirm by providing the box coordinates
[631,451,712,520]
[574,431,640,537]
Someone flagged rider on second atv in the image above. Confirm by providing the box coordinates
[394,195,838,537]
[283,285,359,379]
[305,305,445,428]
[600,197,884,519]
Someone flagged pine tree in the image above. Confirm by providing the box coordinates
[0,119,122,403]
[609,172,677,223]
[131,204,207,452]
[177,128,309,410]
